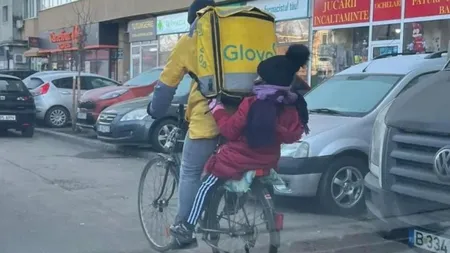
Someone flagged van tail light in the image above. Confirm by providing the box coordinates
[274,212,284,231]
[34,83,50,96]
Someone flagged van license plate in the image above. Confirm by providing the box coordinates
[97,125,110,133]
[410,229,449,253]
[0,115,16,121]
[77,112,87,119]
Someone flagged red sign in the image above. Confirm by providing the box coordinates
[49,25,80,50]
[313,0,370,27]
[373,0,401,21]
[405,0,450,18]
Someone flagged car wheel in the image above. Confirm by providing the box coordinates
[318,156,368,216]
[149,119,177,153]
[22,127,34,138]
[45,106,69,128]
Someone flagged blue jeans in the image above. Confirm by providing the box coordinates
[176,133,219,223]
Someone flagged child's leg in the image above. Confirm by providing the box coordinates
[186,174,223,227]
[170,174,223,248]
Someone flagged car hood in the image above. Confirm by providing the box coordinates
[103,94,187,115]
[386,70,450,134]
[303,113,360,138]
[80,86,127,101]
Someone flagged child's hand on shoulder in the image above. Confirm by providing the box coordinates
[208,99,224,113]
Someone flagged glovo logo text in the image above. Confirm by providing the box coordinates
[223,43,277,62]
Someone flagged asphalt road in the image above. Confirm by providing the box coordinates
[0,131,421,253]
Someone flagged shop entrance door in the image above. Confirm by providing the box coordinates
[369,40,402,60]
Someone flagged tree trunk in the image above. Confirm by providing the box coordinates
[71,74,77,131]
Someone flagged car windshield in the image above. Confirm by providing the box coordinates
[0,79,27,93]
[148,74,191,98]
[124,69,162,86]
[305,74,403,116]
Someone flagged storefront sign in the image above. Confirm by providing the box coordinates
[128,18,157,42]
[373,0,401,21]
[247,0,308,21]
[156,12,189,35]
[405,0,450,18]
[49,25,80,50]
[38,23,100,51]
[313,0,370,27]
[28,37,40,48]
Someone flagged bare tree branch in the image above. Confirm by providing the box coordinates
[70,0,93,132]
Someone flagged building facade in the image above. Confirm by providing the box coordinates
[21,0,450,85]
[0,0,29,70]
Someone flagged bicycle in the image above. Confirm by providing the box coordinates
[138,104,282,253]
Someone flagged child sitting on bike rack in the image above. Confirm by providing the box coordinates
[170,44,311,249]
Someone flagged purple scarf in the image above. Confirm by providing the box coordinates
[245,85,297,149]
[253,85,298,104]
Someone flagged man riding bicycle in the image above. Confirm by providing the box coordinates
[147,0,219,226]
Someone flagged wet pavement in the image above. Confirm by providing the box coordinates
[0,131,420,253]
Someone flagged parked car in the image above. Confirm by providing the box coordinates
[0,70,37,80]
[96,73,191,152]
[23,70,72,86]
[0,74,36,137]
[365,61,450,246]
[275,52,448,215]
[76,68,161,129]
[27,72,120,128]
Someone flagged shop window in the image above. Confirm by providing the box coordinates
[372,24,401,41]
[158,34,181,66]
[83,49,109,77]
[276,19,309,44]
[311,27,369,87]
[276,19,310,83]
[141,44,158,73]
[403,20,450,54]
[131,46,141,55]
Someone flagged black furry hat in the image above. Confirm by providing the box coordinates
[188,0,215,25]
[257,44,310,86]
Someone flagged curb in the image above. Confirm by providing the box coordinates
[35,128,153,159]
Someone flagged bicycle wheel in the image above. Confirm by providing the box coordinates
[203,180,280,253]
[138,155,179,252]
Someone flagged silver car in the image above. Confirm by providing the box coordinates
[25,72,119,127]
[276,52,448,216]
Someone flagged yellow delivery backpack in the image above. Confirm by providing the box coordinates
[192,6,277,100]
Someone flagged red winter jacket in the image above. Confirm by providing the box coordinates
[204,96,303,180]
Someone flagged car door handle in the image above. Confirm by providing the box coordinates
[60,91,71,95]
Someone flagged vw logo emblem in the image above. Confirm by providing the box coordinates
[0,96,4,100]
[434,147,450,180]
